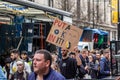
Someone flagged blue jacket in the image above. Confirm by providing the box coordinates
[0,66,7,80]
[99,57,110,78]
[28,68,65,80]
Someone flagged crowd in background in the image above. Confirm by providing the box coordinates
[0,46,119,80]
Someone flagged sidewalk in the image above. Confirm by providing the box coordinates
[102,76,117,80]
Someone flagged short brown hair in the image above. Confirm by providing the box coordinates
[103,48,110,54]
[10,49,20,54]
[81,49,87,53]
[35,49,52,67]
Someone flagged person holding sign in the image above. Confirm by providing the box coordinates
[59,47,81,79]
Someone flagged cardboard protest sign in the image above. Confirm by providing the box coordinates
[46,19,83,51]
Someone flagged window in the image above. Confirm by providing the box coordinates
[112,31,117,40]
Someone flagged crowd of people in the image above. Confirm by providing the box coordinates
[0,46,119,80]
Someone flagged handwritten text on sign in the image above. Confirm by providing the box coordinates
[46,19,83,51]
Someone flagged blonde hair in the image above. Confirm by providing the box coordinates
[16,60,25,66]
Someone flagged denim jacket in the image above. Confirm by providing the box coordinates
[0,66,7,80]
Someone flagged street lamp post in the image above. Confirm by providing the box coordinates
[93,0,95,29]
[118,0,120,40]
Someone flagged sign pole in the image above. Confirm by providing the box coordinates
[118,0,120,40]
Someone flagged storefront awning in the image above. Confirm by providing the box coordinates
[0,0,72,23]
[0,1,51,22]
[3,0,72,17]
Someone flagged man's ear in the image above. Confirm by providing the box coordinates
[45,60,50,67]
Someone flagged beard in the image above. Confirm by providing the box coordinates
[34,66,47,75]
[11,58,16,61]
[62,53,67,57]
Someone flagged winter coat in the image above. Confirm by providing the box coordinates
[99,57,110,78]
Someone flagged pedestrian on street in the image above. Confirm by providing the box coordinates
[51,51,60,72]
[99,48,111,79]
[11,60,29,80]
[0,65,7,80]
[87,55,97,79]
[28,49,65,80]
[59,48,78,79]
[21,50,32,66]
[79,49,89,78]
[9,49,31,80]
[2,57,11,79]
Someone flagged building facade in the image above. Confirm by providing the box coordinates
[34,0,117,41]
